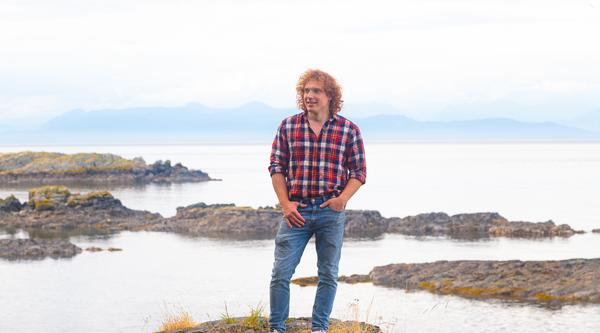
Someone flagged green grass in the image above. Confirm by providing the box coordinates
[220,302,236,324]
[242,302,266,330]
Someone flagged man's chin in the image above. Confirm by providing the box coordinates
[306,107,325,115]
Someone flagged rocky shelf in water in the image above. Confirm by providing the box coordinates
[164,203,583,239]
[371,258,600,306]
[386,212,583,238]
[157,317,381,333]
[163,202,389,239]
[0,238,82,260]
[292,258,600,306]
[0,151,213,185]
[0,186,164,233]
[1,186,585,241]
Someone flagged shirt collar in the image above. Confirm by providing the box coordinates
[301,111,338,123]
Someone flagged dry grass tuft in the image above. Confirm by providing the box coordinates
[242,302,266,329]
[157,310,197,332]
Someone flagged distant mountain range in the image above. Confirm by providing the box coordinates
[560,109,600,133]
[0,102,598,144]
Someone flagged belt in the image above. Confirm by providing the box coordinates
[290,193,335,205]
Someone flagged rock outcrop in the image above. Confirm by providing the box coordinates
[488,220,583,237]
[0,151,212,185]
[387,212,582,238]
[0,186,163,232]
[370,259,600,305]
[0,187,583,240]
[0,195,23,212]
[165,203,389,239]
[158,317,381,333]
[166,203,280,239]
[0,238,82,260]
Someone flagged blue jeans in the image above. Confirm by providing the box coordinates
[269,197,346,332]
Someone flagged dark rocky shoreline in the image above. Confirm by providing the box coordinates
[2,186,598,307]
[370,258,600,305]
[0,186,164,232]
[387,212,583,238]
[0,186,588,260]
[292,258,600,306]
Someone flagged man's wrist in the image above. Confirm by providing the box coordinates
[279,198,292,206]
[337,193,350,203]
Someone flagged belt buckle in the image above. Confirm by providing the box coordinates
[310,198,316,204]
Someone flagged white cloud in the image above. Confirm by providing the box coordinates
[1,0,599,122]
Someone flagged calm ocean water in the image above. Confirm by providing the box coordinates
[1,143,600,332]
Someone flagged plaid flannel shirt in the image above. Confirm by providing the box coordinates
[269,112,366,199]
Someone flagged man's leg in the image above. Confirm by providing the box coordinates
[269,218,312,332]
[311,208,345,332]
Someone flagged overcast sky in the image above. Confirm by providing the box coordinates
[1,0,599,125]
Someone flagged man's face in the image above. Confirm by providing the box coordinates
[303,80,331,115]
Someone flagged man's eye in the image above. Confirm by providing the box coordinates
[304,88,322,94]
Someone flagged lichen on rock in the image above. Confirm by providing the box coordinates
[28,185,71,211]
[370,259,600,305]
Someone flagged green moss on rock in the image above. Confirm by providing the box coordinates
[67,191,114,207]
[28,185,71,210]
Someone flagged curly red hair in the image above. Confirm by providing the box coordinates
[296,69,343,114]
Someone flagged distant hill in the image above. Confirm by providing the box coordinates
[0,103,598,144]
[559,109,600,133]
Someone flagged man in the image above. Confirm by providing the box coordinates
[268,69,366,333]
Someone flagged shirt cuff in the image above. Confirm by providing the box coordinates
[349,170,366,184]
[269,165,287,176]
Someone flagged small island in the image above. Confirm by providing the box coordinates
[0,151,213,185]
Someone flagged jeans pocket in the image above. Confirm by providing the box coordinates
[325,206,344,213]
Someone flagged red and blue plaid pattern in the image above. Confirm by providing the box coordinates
[269,112,366,198]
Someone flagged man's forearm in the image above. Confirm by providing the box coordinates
[271,173,291,205]
[338,178,363,203]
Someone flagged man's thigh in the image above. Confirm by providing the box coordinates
[313,207,345,265]
[273,219,312,270]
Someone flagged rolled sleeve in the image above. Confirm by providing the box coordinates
[346,125,367,184]
[268,120,289,177]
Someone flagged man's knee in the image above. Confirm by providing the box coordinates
[317,265,338,285]
[271,261,295,283]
